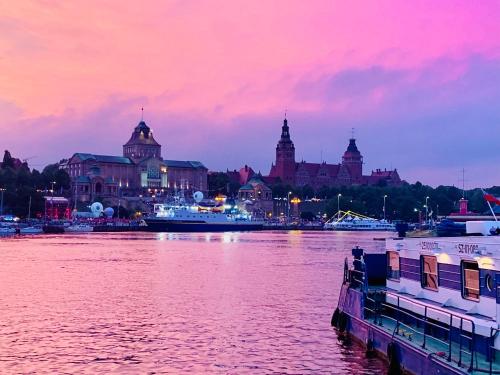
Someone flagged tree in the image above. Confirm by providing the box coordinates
[1,150,15,169]
[208,172,229,196]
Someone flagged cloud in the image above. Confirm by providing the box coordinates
[2,2,500,187]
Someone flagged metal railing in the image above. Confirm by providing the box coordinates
[365,291,476,371]
[345,254,500,373]
[485,327,500,374]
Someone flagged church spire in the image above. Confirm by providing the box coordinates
[281,116,290,140]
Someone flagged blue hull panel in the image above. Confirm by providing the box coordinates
[144,220,263,232]
[338,286,467,375]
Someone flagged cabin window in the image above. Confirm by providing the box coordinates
[462,261,479,301]
[387,251,400,280]
[421,255,438,291]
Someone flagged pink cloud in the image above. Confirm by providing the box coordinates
[1,1,500,187]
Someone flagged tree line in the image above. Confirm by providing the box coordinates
[2,152,498,222]
[208,171,499,222]
[0,150,70,218]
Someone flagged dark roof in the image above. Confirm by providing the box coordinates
[72,153,133,165]
[296,162,341,177]
[163,160,207,170]
[345,138,360,153]
[124,120,161,147]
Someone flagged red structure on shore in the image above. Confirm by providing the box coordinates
[44,196,71,220]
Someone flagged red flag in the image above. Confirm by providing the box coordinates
[484,194,500,205]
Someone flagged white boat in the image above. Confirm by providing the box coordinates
[20,226,43,234]
[65,224,94,232]
[324,210,396,231]
[145,191,263,232]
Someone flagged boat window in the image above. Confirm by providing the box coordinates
[387,251,400,280]
[462,261,479,301]
[421,255,438,291]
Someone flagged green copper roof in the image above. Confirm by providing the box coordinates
[75,176,91,183]
[163,160,207,169]
[239,183,254,190]
[73,153,133,165]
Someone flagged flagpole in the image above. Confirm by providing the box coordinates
[482,189,498,222]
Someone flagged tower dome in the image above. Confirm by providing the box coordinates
[123,118,162,162]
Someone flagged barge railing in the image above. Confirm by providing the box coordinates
[346,257,481,372]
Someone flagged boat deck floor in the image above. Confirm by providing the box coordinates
[365,315,500,374]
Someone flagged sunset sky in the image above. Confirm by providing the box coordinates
[1,1,500,187]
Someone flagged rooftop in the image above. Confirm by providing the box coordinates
[163,160,207,170]
[72,153,133,165]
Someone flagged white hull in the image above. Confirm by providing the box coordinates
[65,225,94,233]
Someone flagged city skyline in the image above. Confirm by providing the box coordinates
[2,1,500,188]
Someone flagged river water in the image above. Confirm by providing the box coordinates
[0,231,390,374]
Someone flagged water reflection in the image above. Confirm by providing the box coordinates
[0,231,390,373]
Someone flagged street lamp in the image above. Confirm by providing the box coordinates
[50,181,56,220]
[425,196,430,225]
[287,191,292,220]
[383,194,388,221]
[0,188,5,216]
[337,193,342,219]
[414,207,421,225]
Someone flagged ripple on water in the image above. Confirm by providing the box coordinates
[0,231,389,374]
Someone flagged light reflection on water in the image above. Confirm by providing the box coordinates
[0,231,390,374]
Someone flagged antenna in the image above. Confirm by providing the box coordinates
[284,108,287,119]
[351,127,355,139]
[459,168,467,199]
[141,107,144,121]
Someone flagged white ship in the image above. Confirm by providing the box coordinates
[145,192,263,232]
[324,210,396,231]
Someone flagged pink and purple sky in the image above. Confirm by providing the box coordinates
[1,1,500,187]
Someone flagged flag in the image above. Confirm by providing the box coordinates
[484,194,500,205]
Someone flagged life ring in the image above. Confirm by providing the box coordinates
[387,342,402,375]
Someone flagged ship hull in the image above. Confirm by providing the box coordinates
[144,219,263,232]
[336,285,472,375]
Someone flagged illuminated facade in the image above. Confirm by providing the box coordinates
[65,119,207,202]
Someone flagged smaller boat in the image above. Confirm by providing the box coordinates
[324,210,396,231]
[65,223,94,233]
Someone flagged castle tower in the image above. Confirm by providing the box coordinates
[123,119,162,163]
[271,117,296,184]
[341,138,363,183]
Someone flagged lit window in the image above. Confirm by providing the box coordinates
[421,255,438,291]
[462,261,479,301]
[387,251,400,280]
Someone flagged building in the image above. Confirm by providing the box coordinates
[237,176,273,217]
[227,165,256,185]
[65,118,208,202]
[268,118,402,188]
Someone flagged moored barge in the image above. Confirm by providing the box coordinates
[332,220,500,374]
